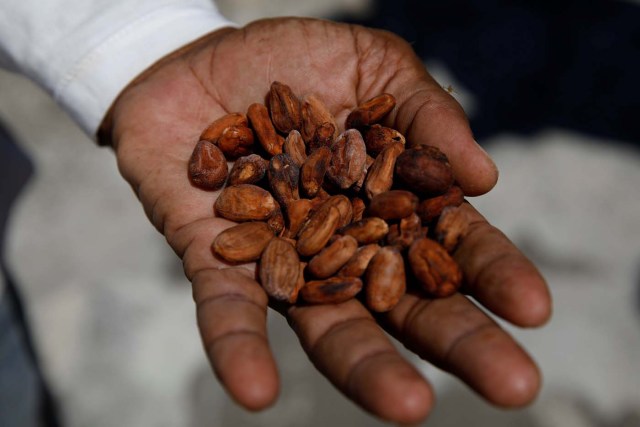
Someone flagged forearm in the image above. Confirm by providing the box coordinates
[0,0,234,137]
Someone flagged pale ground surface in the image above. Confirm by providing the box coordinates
[1,1,639,426]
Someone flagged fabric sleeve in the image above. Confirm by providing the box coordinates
[0,1,236,138]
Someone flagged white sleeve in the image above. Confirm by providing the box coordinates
[0,0,236,137]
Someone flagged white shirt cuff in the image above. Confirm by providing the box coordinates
[56,7,235,138]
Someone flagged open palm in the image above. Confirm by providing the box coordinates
[105,18,551,424]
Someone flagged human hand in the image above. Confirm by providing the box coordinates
[102,17,551,424]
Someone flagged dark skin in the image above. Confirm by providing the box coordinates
[102,18,552,424]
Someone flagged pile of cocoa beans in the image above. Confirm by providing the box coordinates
[188,81,470,313]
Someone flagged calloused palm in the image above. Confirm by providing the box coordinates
[105,18,551,424]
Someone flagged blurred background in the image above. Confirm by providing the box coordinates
[1,0,639,426]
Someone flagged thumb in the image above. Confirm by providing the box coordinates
[390,75,498,196]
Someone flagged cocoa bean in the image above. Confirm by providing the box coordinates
[417,185,464,222]
[216,125,254,159]
[364,141,404,199]
[214,184,277,221]
[307,235,358,279]
[283,130,307,167]
[337,243,380,277]
[211,222,274,263]
[408,237,462,298]
[259,237,301,302]
[200,112,247,142]
[395,145,454,196]
[300,276,363,305]
[340,217,389,244]
[367,190,418,220]
[435,205,470,253]
[268,81,302,133]
[301,94,338,143]
[364,124,405,156]
[326,129,367,190]
[247,103,284,156]
[300,146,331,198]
[188,140,228,191]
[296,205,341,257]
[227,154,268,186]
[268,154,300,207]
[345,93,396,129]
[365,246,406,312]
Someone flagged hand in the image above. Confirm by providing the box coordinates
[103,17,551,424]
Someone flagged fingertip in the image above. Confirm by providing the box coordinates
[209,333,280,411]
[456,141,499,197]
[351,353,434,424]
[489,357,542,408]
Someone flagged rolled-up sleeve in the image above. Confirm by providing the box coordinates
[0,1,235,137]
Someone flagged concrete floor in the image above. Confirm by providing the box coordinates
[1,1,640,426]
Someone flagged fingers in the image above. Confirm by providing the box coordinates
[178,216,278,411]
[192,266,279,411]
[287,300,434,424]
[455,203,552,327]
[382,293,541,408]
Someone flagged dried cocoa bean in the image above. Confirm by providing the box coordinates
[350,197,366,222]
[317,195,353,228]
[364,124,405,156]
[364,141,404,199]
[247,103,284,156]
[200,112,247,142]
[408,237,462,298]
[395,145,454,196]
[267,208,285,235]
[340,217,389,244]
[326,129,367,190]
[284,198,314,238]
[214,184,277,221]
[283,130,307,167]
[300,146,331,198]
[227,154,268,186]
[435,205,470,253]
[268,81,302,133]
[306,235,358,279]
[300,276,363,305]
[367,190,418,220]
[308,122,336,153]
[338,243,380,277]
[301,94,338,143]
[259,237,301,302]
[216,125,254,159]
[365,246,406,312]
[211,222,274,263]
[188,140,228,190]
[386,213,423,249]
[417,185,464,222]
[345,93,396,129]
[268,154,300,207]
[296,205,341,257]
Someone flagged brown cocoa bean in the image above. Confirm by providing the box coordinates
[247,103,284,156]
[268,81,302,133]
[364,141,404,199]
[408,237,462,298]
[300,276,363,305]
[365,246,406,312]
[435,205,470,253]
[227,154,268,186]
[394,145,454,196]
[296,205,341,257]
[364,124,405,156]
[259,237,301,302]
[386,213,423,249]
[306,235,358,279]
[200,112,247,142]
[301,94,338,143]
[417,185,464,222]
[350,197,366,222]
[268,154,300,207]
[300,146,331,198]
[340,217,389,244]
[211,222,274,263]
[367,190,419,220]
[345,93,396,129]
[216,125,255,159]
[214,184,277,221]
[326,129,367,190]
[308,122,336,153]
[188,140,228,190]
[283,130,307,167]
[317,195,353,227]
[338,243,380,277]
[267,208,285,235]
[284,198,314,238]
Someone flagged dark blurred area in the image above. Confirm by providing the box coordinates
[338,0,640,144]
